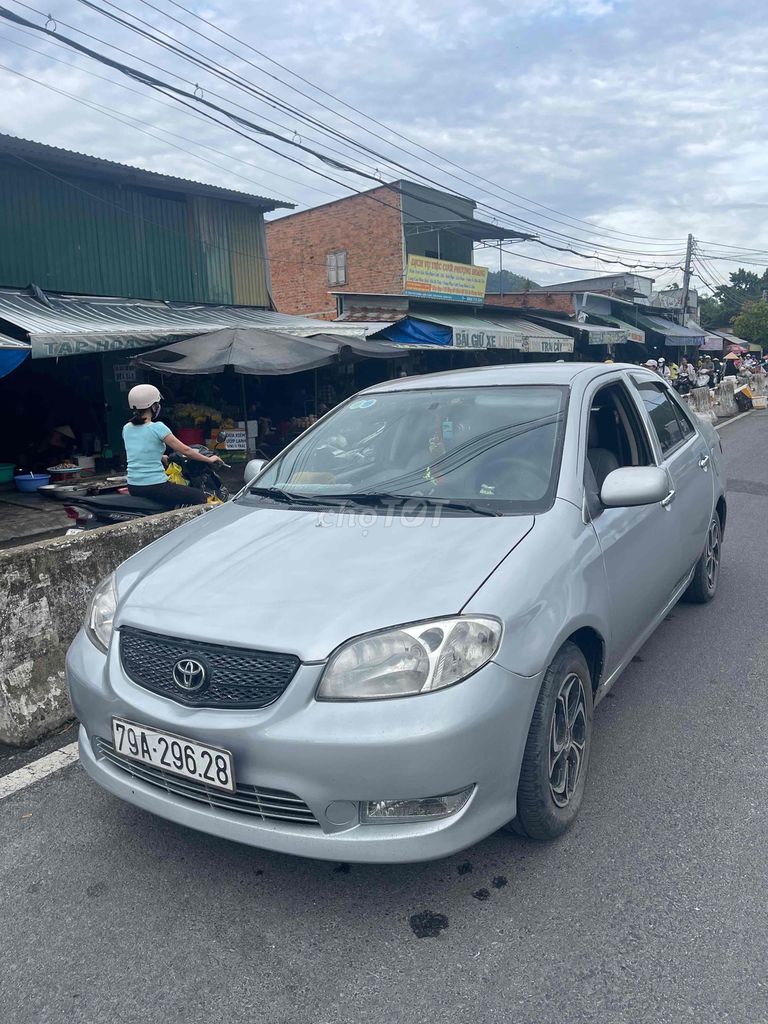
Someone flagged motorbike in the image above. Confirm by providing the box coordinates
[61,447,228,532]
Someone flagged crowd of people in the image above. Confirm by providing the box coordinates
[639,351,768,389]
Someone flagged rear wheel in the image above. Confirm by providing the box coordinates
[684,513,721,604]
[507,642,593,840]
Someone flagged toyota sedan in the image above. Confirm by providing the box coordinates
[67,362,725,862]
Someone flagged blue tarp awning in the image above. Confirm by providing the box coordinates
[0,335,29,378]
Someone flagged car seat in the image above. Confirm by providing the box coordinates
[587,416,620,489]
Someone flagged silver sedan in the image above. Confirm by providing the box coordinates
[67,362,725,862]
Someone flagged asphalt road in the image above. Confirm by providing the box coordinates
[2,411,766,1024]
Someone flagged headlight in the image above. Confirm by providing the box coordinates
[85,573,118,653]
[317,616,501,700]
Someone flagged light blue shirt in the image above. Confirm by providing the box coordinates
[123,421,171,486]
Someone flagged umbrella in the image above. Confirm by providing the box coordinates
[134,327,345,375]
[133,327,411,445]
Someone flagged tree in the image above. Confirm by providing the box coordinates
[732,301,768,348]
[699,267,768,327]
[485,269,539,294]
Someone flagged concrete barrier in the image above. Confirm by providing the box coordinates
[0,507,205,746]
[686,385,717,425]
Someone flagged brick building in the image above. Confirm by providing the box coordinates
[266,180,530,318]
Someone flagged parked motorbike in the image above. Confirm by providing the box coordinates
[62,447,228,532]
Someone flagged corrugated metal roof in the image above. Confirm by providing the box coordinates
[0,287,371,358]
[525,315,629,344]
[377,312,574,353]
[634,313,705,342]
[0,134,291,210]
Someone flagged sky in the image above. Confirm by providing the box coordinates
[0,0,767,291]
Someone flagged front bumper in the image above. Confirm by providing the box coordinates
[67,629,542,863]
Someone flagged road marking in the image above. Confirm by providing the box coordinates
[716,410,753,431]
[0,742,79,801]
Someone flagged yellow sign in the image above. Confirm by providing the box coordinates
[404,255,488,304]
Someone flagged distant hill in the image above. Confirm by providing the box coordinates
[485,269,539,293]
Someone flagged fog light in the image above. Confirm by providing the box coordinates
[361,786,474,824]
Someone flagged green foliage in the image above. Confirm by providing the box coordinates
[732,301,768,348]
[486,269,539,293]
[699,267,768,327]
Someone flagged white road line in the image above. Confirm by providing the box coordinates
[0,742,79,801]
[716,410,753,431]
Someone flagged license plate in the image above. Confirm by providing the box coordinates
[111,717,235,792]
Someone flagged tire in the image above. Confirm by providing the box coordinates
[507,642,593,840]
[683,513,722,604]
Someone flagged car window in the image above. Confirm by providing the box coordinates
[666,390,697,441]
[634,381,689,457]
[584,380,653,517]
[247,384,569,515]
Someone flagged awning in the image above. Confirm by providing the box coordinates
[0,333,29,378]
[525,315,629,346]
[633,313,705,347]
[136,329,407,375]
[0,286,373,359]
[714,330,752,351]
[589,315,646,344]
[376,313,574,354]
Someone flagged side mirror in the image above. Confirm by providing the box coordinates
[244,458,266,485]
[600,466,669,508]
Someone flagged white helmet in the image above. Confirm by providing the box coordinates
[128,383,163,410]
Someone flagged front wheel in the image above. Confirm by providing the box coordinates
[507,642,593,840]
[683,513,721,604]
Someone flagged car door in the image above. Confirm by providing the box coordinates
[631,377,713,582]
[583,377,682,670]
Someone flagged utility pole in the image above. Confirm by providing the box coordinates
[680,233,694,324]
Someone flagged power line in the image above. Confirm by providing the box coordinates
[43,0,689,259]
[155,0,690,247]
[0,25,349,204]
[0,4,691,274]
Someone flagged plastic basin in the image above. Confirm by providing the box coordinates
[0,463,15,484]
[14,474,51,493]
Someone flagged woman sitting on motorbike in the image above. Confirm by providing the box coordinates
[123,384,224,508]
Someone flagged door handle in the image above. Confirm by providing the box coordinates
[661,489,676,508]
[698,454,710,471]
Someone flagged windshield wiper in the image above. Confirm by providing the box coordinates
[248,487,351,507]
[344,493,503,517]
[249,488,501,517]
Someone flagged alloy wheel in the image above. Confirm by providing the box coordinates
[705,518,721,592]
[548,673,587,808]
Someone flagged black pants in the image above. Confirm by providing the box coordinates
[128,482,208,507]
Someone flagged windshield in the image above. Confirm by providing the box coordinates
[246,384,568,514]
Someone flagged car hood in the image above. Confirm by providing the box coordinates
[115,501,534,661]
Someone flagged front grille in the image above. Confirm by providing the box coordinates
[119,626,300,709]
[95,738,320,827]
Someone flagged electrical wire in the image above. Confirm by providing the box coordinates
[31,0,689,260]
[150,0,691,247]
[0,4,691,273]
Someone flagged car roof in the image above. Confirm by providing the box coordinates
[362,361,653,393]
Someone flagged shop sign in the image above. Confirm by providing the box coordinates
[30,335,174,359]
[404,256,488,304]
[221,430,247,451]
[113,362,138,392]
[453,327,573,354]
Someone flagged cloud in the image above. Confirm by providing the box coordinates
[0,0,766,287]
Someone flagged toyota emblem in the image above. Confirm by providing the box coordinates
[172,657,207,693]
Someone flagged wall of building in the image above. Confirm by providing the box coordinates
[0,159,271,306]
[0,506,204,747]
[266,187,404,317]
[484,292,576,313]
